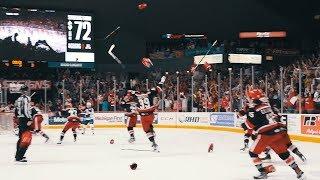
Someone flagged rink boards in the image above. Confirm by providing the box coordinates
[44,112,320,143]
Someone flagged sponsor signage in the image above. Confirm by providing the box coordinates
[228,54,262,64]
[185,47,224,57]
[210,113,235,127]
[94,113,125,124]
[156,112,176,125]
[301,115,320,135]
[48,117,67,125]
[239,31,286,38]
[1,80,51,91]
[194,54,223,64]
[235,48,256,54]
[48,62,94,68]
[284,114,300,134]
[123,114,159,125]
[265,48,299,56]
[177,113,209,125]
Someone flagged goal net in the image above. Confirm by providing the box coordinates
[0,113,14,134]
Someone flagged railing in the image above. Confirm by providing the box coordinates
[1,66,320,114]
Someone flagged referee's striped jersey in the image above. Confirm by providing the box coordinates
[14,95,32,119]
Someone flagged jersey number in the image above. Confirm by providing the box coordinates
[68,109,77,116]
[139,98,151,109]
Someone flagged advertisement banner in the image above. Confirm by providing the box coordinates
[265,48,299,56]
[228,54,262,64]
[48,62,94,69]
[301,115,320,135]
[1,80,51,91]
[234,115,246,128]
[123,114,159,125]
[194,54,223,64]
[94,113,125,125]
[210,113,235,127]
[48,116,67,125]
[281,114,300,134]
[185,47,224,57]
[239,31,286,38]
[156,112,177,125]
[177,112,210,125]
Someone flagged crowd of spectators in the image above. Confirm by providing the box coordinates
[1,45,320,114]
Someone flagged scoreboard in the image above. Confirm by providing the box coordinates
[66,15,94,62]
[0,7,95,65]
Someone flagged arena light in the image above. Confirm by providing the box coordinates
[6,12,19,16]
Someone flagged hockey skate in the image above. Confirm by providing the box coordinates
[298,154,307,163]
[297,172,306,180]
[152,142,160,152]
[254,172,268,179]
[15,157,27,163]
[128,137,135,143]
[261,154,271,161]
[240,144,248,152]
[57,141,62,144]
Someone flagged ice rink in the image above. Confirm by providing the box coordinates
[0,128,319,180]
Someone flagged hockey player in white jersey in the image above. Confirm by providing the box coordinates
[81,102,95,135]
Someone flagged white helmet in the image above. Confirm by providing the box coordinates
[86,102,92,108]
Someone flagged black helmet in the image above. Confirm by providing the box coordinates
[20,85,28,92]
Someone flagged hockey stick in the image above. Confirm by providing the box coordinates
[193,40,218,70]
[121,148,159,152]
[104,26,120,40]
[108,44,125,69]
[30,92,36,98]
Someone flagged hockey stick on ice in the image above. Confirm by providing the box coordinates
[193,40,218,70]
[121,148,158,152]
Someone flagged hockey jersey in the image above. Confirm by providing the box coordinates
[62,108,81,122]
[245,101,285,134]
[83,108,94,120]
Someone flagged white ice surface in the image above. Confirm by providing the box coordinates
[0,128,319,180]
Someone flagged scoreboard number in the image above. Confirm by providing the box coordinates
[68,20,92,41]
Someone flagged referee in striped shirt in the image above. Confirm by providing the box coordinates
[14,85,33,162]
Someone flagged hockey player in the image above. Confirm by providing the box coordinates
[81,102,95,135]
[57,103,81,144]
[135,76,166,151]
[239,95,306,162]
[121,90,138,143]
[30,104,50,142]
[245,88,305,179]
[237,104,254,151]
[14,85,33,162]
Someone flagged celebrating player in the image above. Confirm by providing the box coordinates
[81,102,95,135]
[136,76,165,152]
[57,103,81,144]
[133,76,165,152]
[30,103,50,143]
[121,90,138,143]
[245,88,305,179]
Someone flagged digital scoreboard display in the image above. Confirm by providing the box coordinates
[0,7,94,64]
